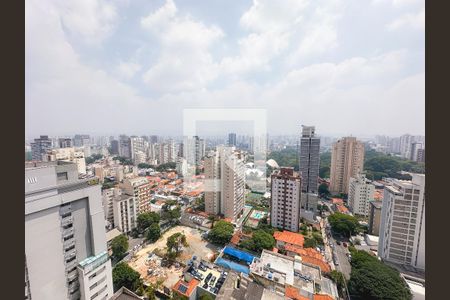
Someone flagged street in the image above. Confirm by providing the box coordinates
[321,212,352,280]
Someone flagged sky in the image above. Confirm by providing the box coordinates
[25,0,425,138]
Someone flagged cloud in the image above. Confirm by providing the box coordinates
[141,0,223,93]
[387,9,424,31]
[56,0,119,44]
[115,61,142,80]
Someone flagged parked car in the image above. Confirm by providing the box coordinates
[343,242,348,247]
[336,241,341,245]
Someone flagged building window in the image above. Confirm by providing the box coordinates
[57,172,68,181]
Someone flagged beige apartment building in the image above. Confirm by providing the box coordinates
[204,146,245,223]
[270,167,302,232]
[46,147,87,174]
[120,177,151,215]
[329,137,365,195]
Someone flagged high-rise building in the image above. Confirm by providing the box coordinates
[130,136,146,163]
[183,136,205,166]
[102,188,119,226]
[416,148,425,163]
[348,173,375,216]
[120,177,151,215]
[59,138,73,148]
[118,135,131,158]
[329,137,365,195]
[110,140,119,155]
[270,167,301,232]
[399,134,414,159]
[149,135,158,144]
[410,142,423,161]
[298,125,320,194]
[25,161,113,300]
[368,201,382,236]
[204,146,245,223]
[73,134,90,147]
[46,147,87,174]
[31,135,52,161]
[378,174,425,270]
[228,133,237,146]
[113,193,137,233]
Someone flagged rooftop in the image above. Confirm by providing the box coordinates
[106,228,122,243]
[172,278,200,297]
[250,249,295,285]
[109,286,142,300]
[274,231,305,248]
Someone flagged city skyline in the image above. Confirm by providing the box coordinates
[26,0,424,138]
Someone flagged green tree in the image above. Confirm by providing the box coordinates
[146,284,157,300]
[304,237,318,248]
[113,156,134,165]
[167,232,188,257]
[138,163,152,169]
[312,232,324,245]
[208,220,234,245]
[240,230,275,253]
[198,293,214,300]
[137,212,160,233]
[348,250,412,300]
[111,234,129,260]
[327,270,346,297]
[112,262,142,292]
[147,223,161,242]
[318,183,331,196]
[328,212,359,237]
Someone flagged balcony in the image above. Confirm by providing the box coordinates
[62,228,75,239]
[69,290,81,300]
[68,282,80,294]
[65,259,78,271]
[67,269,78,282]
[64,239,76,250]
[61,215,74,227]
[64,248,77,261]
[60,205,72,216]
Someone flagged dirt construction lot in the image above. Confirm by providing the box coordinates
[128,225,221,287]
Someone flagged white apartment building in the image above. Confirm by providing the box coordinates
[378,173,425,271]
[25,161,113,300]
[46,147,87,174]
[348,173,375,216]
[130,136,146,163]
[204,146,245,223]
[270,167,301,232]
[120,177,151,215]
[113,194,137,233]
[102,188,121,226]
[176,157,188,177]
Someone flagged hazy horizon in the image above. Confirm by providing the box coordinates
[26,0,425,138]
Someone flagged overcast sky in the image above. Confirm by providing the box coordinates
[26,0,424,138]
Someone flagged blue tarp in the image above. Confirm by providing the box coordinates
[223,246,255,264]
[215,258,250,274]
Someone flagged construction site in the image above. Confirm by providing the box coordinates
[127,225,221,291]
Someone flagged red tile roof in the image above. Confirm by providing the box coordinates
[231,232,241,245]
[331,198,344,205]
[285,286,310,300]
[273,231,305,247]
[172,278,199,297]
[313,294,334,300]
[336,205,349,214]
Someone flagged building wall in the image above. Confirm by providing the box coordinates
[299,126,320,194]
[368,202,382,236]
[270,168,301,232]
[348,173,375,216]
[25,162,112,300]
[329,137,365,195]
[378,174,425,270]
